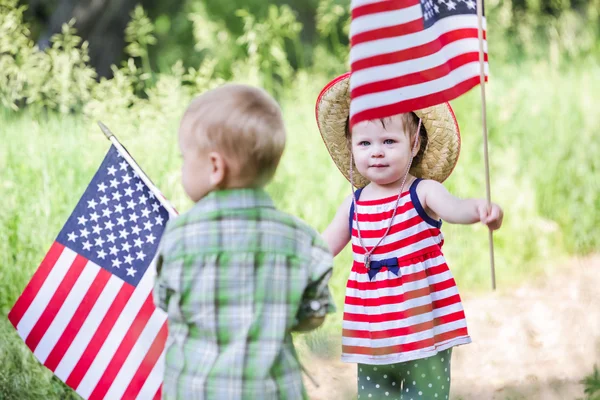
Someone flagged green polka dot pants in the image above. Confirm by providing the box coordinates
[357,349,452,400]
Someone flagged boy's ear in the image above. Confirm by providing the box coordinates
[208,151,226,188]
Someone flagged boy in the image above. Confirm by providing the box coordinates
[153,83,335,400]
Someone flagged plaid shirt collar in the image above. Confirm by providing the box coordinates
[193,188,275,213]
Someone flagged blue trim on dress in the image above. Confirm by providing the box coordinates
[348,188,364,236]
[409,179,442,228]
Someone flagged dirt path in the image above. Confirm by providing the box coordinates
[301,255,600,400]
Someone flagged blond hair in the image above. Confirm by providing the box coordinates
[181,84,286,186]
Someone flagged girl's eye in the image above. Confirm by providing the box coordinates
[383,139,396,145]
[358,141,370,146]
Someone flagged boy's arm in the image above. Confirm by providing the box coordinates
[418,179,503,230]
[152,223,182,312]
[291,235,335,333]
[321,194,353,256]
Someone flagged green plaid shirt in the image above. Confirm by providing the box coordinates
[153,188,335,400]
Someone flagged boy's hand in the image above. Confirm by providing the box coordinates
[476,201,504,230]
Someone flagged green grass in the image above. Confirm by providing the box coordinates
[1,61,599,398]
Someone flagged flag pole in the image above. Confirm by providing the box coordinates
[97,121,178,218]
[475,0,496,290]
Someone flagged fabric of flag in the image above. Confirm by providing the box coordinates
[349,0,488,127]
[8,145,170,400]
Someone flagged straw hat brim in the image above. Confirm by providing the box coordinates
[315,73,461,188]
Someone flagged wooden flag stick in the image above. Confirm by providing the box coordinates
[475,0,496,290]
[97,121,178,218]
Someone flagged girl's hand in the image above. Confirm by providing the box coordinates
[476,201,504,231]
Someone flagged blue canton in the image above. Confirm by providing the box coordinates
[420,0,481,29]
[56,146,170,287]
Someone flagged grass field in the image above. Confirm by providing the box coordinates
[1,61,599,398]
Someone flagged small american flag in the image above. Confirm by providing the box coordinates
[349,0,488,126]
[9,145,171,400]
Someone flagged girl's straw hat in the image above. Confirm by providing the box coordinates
[315,73,461,188]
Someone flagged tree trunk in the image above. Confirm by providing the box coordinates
[36,0,161,78]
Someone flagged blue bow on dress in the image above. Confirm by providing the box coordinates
[367,257,400,280]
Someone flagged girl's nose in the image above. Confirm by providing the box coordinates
[371,146,384,157]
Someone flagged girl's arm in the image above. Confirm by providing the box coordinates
[418,180,503,230]
[322,194,353,256]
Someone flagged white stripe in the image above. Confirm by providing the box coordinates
[353,192,411,212]
[352,234,444,262]
[54,275,124,381]
[104,311,167,400]
[351,5,422,36]
[344,286,459,315]
[351,0,390,9]
[34,261,99,363]
[76,270,155,398]
[352,219,436,247]
[352,38,487,88]
[343,302,464,331]
[16,247,77,340]
[351,62,488,117]
[350,15,487,64]
[351,204,417,231]
[342,319,467,347]
[346,269,453,298]
[136,351,165,400]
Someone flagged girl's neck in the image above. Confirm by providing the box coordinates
[363,174,417,200]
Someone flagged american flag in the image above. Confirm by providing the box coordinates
[8,145,172,400]
[349,0,488,126]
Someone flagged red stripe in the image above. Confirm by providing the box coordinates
[352,19,424,46]
[353,0,419,19]
[344,319,435,339]
[342,311,465,340]
[353,28,484,73]
[121,322,168,400]
[353,52,486,97]
[352,229,438,255]
[8,242,65,327]
[154,386,162,400]
[88,294,156,400]
[65,282,135,389]
[435,327,469,343]
[345,278,457,307]
[25,254,88,351]
[351,310,467,340]
[343,336,436,355]
[344,294,462,323]
[352,217,438,239]
[351,76,484,127]
[433,310,466,326]
[343,328,469,356]
[343,329,468,356]
[44,268,112,372]
[355,190,411,206]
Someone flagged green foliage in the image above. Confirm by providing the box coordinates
[582,365,600,400]
[1,0,600,397]
[125,5,157,77]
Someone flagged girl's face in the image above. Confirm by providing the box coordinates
[350,115,417,187]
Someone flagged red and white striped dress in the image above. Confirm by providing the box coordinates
[342,179,471,365]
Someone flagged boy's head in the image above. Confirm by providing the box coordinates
[179,84,286,202]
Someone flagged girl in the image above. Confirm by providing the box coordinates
[315,73,503,400]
